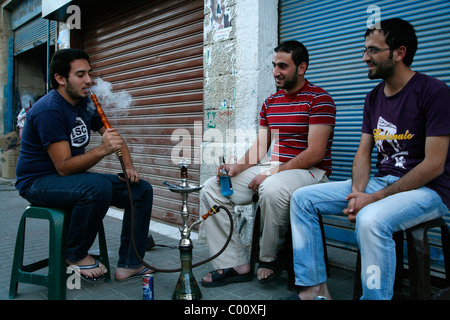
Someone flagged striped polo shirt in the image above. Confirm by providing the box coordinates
[260,80,336,176]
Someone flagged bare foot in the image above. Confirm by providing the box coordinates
[115,265,153,281]
[298,283,332,300]
[66,255,107,279]
[257,267,275,281]
[202,263,250,283]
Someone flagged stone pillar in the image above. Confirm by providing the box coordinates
[199,0,278,246]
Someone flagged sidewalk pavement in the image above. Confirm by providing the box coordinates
[0,177,357,302]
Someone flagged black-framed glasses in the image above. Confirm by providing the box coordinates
[362,47,391,56]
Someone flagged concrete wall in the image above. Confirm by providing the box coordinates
[199,0,278,245]
[201,0,278,180]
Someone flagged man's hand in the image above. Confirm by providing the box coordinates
[101,128,124,156]
[247,173,267,192]
[215,163,247,183]
[118,167,141,184]
[343,191,380,222]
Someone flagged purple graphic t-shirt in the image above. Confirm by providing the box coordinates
[362,72,450,208]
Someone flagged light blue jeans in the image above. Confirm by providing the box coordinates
[290,176,448,300]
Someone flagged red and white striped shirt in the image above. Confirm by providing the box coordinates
[260,80,336,176]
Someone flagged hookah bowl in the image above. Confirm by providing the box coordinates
[165,161,203,300]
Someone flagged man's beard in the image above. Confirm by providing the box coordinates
[368,56,396,80]
[65,79,87,101]
[276,67,299,91]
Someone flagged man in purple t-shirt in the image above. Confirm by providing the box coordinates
[286,18,449,300]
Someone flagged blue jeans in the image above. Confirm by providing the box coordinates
[290,176,448,300]
[21,172,153,269]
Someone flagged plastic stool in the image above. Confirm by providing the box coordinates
[353,217,450,300]
[9,206,111,300]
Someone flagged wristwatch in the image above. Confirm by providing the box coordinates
[265,170,271,177]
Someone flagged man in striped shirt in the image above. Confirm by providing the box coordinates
[201,41,336,287]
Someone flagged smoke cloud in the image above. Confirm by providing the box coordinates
[88,78,133,118]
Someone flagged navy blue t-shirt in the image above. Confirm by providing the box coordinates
[15,89,104,195]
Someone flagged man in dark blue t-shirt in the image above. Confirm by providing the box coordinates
[16,49,154,281]
[286,18,450,300]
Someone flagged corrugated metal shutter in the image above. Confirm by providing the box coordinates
[280,0,450,269]
[14,16,56,55]
[280,0,450,107]
[83,0,203,226]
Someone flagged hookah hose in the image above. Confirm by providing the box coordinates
[90,91,234,273]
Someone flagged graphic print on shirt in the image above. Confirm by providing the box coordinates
[373,116,414,170]
[71,117,89,148]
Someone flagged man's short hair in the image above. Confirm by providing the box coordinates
[365,18,418,67]
[274,40,309,69]
[49,48,90,89]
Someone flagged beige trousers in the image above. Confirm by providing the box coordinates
[200,162,328,270]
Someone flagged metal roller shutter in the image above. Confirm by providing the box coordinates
[280,0,450,269]
[280,0,450,108]
[14,17,56,56]
[83,0,204,226]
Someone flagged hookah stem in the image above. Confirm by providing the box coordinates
[90,91,234,273]
[90,92,119,159]
[90,91,111,129]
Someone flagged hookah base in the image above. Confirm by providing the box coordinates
[172,245,202,300]
[172,273,202,300]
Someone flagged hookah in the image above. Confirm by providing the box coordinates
[89,91,234,300]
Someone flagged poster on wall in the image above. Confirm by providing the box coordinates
[57,28,70,49]
[210,0,233,41]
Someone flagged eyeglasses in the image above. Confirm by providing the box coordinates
[362,47,391,56]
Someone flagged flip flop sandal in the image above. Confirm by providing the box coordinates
[201,268,253,287]
[116,267,151,282]
[67,259,105,282]
[257,258,283,284]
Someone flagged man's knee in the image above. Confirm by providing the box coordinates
[291,187,305,205]
[355,209,385,243]
[137,180,153,201]
[289,185,317,210]
[259,179,291,205]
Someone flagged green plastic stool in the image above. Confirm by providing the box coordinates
[9,206,111,300]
